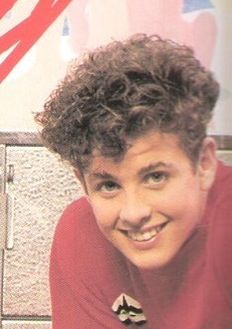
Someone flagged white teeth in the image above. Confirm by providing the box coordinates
[128,228,157,242]
[127,223,166,242]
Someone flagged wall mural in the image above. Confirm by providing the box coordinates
[0,0,231,134]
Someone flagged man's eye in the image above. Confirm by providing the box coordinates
[144,172,168,185]
[97,181,119,192]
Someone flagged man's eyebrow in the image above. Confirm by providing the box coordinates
[138,162,174,176]
[87,162,174,180]
[86,171,116,180]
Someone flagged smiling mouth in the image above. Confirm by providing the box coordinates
[122,222,168,242]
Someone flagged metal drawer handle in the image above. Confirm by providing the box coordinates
[6,194,14,250]
[7,164,15,183]
[0,194,14,250]
[0,194,7,250]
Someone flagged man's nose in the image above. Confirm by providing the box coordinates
[119,192,152,227]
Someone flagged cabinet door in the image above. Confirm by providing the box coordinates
[2,321,51,329]
[3,146,83,317]
[2,321,52,329]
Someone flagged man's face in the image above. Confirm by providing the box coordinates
[83,132,216,269]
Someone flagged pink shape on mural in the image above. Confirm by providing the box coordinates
[67,0,217,68]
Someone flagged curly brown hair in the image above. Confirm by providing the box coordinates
[35,34,219,171]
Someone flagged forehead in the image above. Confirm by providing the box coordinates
[85,132,190,174]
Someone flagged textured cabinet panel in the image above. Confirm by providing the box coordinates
[217,150,232,165]
[2,321,51,329]
[3,147,84,316]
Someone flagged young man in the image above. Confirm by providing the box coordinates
[36,34,232,329]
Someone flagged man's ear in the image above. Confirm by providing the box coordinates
[198,137,217,191]
[74,168,88,194]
